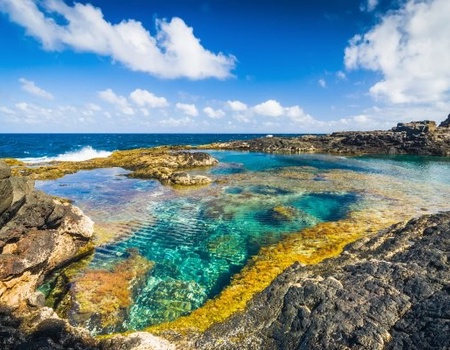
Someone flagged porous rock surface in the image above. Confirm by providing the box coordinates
[194,211,450,350]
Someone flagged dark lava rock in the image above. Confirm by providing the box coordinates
[194,212,450,350]
[213,118,450,156]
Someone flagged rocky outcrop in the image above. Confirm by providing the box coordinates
[9,149,218,184]
[0,160,94,310]
[169,171,213,186]
[205,118,450,156]
[439,114,450,128]
[194,211,450,350]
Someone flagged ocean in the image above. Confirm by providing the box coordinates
[3,133,450,335]
[0,133,289,161]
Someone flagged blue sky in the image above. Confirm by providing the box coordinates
[0,0,449,133]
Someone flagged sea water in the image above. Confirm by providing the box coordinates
[31,145,450,334]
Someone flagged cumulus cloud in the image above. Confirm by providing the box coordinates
[361,0,379,12]
[345,0,450,104]
[227,99,317,127]
[203,106,225,119]
[0,0,236,79]
[227,100,248,112]
[176,103,198,117]
[19,78,54,99]
[252,99,284,117]
[318,79,327,88]
[98,88,134,115]
[129,89,169,108]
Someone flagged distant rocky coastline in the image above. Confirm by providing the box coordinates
[204,116,450,156]
[1,118,450,349]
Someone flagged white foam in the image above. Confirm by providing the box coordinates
[21,146,113,163]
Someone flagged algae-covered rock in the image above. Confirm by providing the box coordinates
[10,149,219,185]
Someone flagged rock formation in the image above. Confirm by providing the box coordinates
[439,114,450,128]
[0,160,94,310]
[0,160,97,348]
[9,149,218,184]
[204,118,450,156]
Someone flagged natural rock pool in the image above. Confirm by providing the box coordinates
[36,151,450,335]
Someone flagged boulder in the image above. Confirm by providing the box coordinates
[169,171,213,186]
[439,114,450,128]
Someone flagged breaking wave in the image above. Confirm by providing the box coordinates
[21,146,113,163]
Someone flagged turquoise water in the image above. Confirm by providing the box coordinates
[36,151,450,334]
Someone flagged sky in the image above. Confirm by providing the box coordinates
[0,0,449,133]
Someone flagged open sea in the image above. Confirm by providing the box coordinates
[2,133,450,335]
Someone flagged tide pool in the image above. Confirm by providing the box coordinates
[36,151,450,335]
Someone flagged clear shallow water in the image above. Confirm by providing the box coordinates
[35,150,450,334]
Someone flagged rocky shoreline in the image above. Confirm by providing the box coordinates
[202,117,450,156]
[1,119,450,349]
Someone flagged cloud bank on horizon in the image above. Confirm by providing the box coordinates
[0,0,449,133]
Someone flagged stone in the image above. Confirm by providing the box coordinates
[0,160,11,179]
[439,114,450,128]
[391,120,437,133]
[169,171,213,186]
[0,179,13,217]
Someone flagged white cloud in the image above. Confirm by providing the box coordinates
[176,102,198,117]
[203,106,225,119]
[129,89,169,108]
[227,100,248,112]
[98,88,134,115]
[0,106,16,115]
[252,99,284,117]
[0,0,236,80]
[345,0,450,104]
[285,106,315,124]
[19,78,54,99]
[337,71,346,79]
[159,117,193,127]
[361,0,379,12]
[318,79,327,88]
